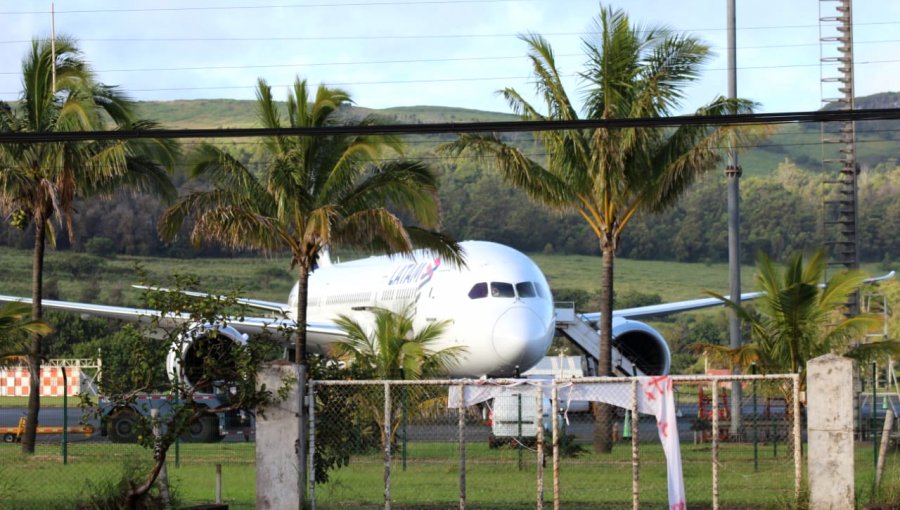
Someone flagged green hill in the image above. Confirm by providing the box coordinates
[132,94,900,177]
[133,100,517,129]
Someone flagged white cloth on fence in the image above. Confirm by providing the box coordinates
[448,377,686,510]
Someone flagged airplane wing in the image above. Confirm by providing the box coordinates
[606,291,766,321]
[599,270,895,321]
[0,295,344,345]
[131,285,291,315]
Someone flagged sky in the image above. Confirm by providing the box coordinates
[1,0,899,116]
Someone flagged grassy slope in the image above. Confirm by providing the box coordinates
[131,98,900,177]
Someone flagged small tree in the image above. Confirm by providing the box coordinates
[81,274,285,506]
[332,305,464,380]
[699,249,897,400]
[331,306,465,450]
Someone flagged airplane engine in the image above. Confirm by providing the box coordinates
[611,319,672,376]
[165,323,250,392]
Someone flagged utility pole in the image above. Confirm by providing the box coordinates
[726,0,743,437]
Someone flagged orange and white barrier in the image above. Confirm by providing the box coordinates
[0,366,82,397]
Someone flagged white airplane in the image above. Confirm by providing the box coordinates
[1,241,893,383]
[1,241,554,380]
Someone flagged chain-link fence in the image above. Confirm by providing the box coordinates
[309,375,803,509]
[3,372,899,508]
[0,386,257,509]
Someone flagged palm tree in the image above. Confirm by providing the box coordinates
[159,77,461,371]
[332,306,465,448]
[701,250,895,399]
[332,305,465,380]
[0,37,178,453]
[441,6,759,452]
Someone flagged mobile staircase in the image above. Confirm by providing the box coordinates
[554,302,646,377]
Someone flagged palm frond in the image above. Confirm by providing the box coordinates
[0,302,53,337]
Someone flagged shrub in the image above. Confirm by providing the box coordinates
[85,237,117,258]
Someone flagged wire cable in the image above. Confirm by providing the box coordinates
[3,108,900,143]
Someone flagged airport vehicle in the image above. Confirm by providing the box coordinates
[486,355,587,447]
[99,393,250,443]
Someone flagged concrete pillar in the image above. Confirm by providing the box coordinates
[256,361,303,510]
[807,354,855,510]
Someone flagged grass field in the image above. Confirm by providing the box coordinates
[0,438,897,509]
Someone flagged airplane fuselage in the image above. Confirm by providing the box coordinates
[290,241,556,377]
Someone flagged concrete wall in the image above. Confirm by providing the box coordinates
[807,354,855,510]
[256,361,303,510]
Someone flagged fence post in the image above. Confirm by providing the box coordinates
[308,380,317,510]
[551,383,560,510]
[384,381,392,510]
[215,463,222,503]
[517,391,524,471]
[792,374,801,506]
[458,383,466,510]
[871,361,878,480]
[751,364,758,471]
[711,380,720,510]
[150,408,172,510]
[807,354,855,510]
[255,361,303,510]
[535,386,544,510]
[875,408,895,486]
[61,366,69,466]
[630,379,639,510]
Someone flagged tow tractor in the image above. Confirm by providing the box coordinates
[1,416,95,443]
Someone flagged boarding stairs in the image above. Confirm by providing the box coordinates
[554,302,645,377]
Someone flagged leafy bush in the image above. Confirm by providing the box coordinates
[56,253,106,278]
[85,237,117,258]
[74,461,175,510]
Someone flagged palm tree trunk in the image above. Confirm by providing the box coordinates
[593,244,615,453]
[295,263,311,508]
[23,215,46,454]
[295,265,310,366]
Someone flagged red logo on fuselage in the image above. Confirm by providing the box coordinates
[387,257,441,289]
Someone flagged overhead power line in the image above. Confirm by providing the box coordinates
[3,108,900,144]
[0,0,540,15]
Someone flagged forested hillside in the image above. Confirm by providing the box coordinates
[1,98,897,265]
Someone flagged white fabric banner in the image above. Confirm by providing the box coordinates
[449,376,686,510]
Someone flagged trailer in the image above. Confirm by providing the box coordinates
[1,416,94,443]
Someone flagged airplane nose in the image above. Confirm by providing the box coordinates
[492,307,548,367]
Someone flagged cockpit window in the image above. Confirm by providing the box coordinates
[490,282,515,298]
[516,281,537,298]
[468,282,488,299]
[470,281,544,299]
